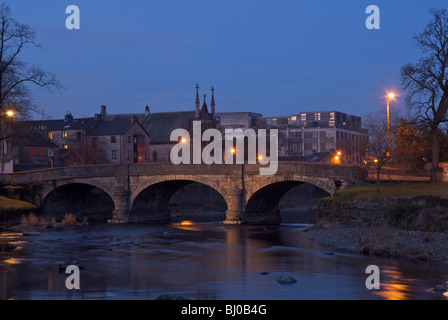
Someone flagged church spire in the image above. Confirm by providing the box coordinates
[210,86,215,116]
[195,84,200,119]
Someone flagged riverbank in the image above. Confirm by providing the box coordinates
[303,182,448,263]
[302,222,448,263]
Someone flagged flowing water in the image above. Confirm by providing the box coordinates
[1,214,448,300]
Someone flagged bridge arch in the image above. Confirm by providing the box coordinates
[41,181,115,222]
[130,175,229,223]
[245,175,334,224]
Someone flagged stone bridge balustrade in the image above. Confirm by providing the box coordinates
[0,163,367,224]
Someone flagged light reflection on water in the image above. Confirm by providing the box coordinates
[0,220,447,300]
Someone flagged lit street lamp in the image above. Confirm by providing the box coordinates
[386,93,395,157]
[1,109,15,173]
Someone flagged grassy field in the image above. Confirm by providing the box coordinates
[332,182,448,202]
[0,196,36,212]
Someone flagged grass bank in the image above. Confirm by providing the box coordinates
[0,196,37,225]
[0,196,36,211]
[331,182,448,202]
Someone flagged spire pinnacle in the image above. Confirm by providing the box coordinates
[210,86,215,107]
[195,84,200,104]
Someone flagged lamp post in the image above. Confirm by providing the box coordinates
[0,109,15,173]
[386,93,395,157]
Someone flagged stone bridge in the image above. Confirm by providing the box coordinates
[0,162,367,224]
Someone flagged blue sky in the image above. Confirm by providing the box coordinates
[8,0,448,119]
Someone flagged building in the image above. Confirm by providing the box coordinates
[257,111,369,164]
[11,131,59,171]
[24,106,150,166]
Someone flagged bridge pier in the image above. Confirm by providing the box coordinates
[223,188,247,225]
[109,188,131,224]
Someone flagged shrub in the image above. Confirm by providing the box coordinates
[20,213,39,227]
[62,214,77,226]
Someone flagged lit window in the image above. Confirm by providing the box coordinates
[112,150,118,160]
[62,131,68,138]
[300,113,306,121]
[48,132,53,140]
[63,145,68,149]
[291,116,297,121]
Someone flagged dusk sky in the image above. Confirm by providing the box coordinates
[9,0,448,119]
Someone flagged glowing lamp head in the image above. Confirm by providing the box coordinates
[374,159,378,163]
[337,151,342,156]
[181,137,186,143]
[231,148,236,154]
[6,110,14,117]
[335,156,339,161]
[388,93,395,99]
[258,155,263,161]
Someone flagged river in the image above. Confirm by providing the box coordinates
[1,214,448,300]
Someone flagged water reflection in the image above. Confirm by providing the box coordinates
[0,221,447,300]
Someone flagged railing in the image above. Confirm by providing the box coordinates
[0,162,367,184]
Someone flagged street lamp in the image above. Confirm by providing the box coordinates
[386,93,395,157]
[1,109,15,173]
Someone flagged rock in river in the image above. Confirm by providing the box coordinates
[277,276,297,285]
[155,294,189,300]
[0,243,16,252]
[22,231,43,236]
[434,284,447,293]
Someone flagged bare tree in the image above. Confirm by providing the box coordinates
[393,119,427,174]
[364,109,396,193]
[0,3,61,116]
[65,136,109,166]
[401,8,448,182]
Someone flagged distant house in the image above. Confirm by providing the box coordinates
[23,107,151,166]
[12,131,59,171]
[87,116,150,164]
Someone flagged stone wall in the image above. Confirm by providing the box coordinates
[318,195,448,233]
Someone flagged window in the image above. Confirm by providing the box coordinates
[128,136,131,143]
[111,136,116,143]
[48,132,53,140]
[291,116,297,121]
[112,150,118,160]
[76,132,81,141]
[63,145,68,149]
[40,149,45,157]
[301,113,306,121]
[314,113,321,121]
[126,151,129,160]
[62,131,68,139]
[92,138,97,148]
[326,132,335,139]
[30,148,37,156]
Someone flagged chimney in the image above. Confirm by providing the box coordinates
[145,105,150,116]
[131,115,138,123]
[100,105,107,119]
